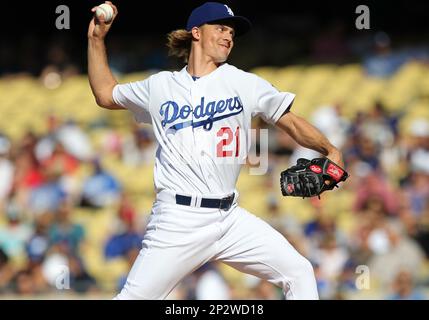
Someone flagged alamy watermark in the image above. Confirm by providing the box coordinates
[355,265,370,290]
[355,5,370,30]
[162,128,269,175]
[55,265,70,290]
[55,5,70,29]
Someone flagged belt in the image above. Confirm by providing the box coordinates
[175,193,235,211]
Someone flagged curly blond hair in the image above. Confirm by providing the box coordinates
[166,29,193,63]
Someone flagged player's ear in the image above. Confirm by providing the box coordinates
[191,27,201,40]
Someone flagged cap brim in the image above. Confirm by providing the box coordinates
[207,16,252,37]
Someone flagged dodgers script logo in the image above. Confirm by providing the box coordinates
[159,96,244,131]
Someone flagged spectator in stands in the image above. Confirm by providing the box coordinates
[116,193,138,227]
[99,128,123,158]
[401,171,429,218]
[386,269,426,300]
[195,264,231,300]
[289,105,349,166]
[0,201,33,259]
[344,108,396,175]
[27,168,67,216]
[117,246,140,293]
[13,269,37,295]
[354,175,399,216]
[68,254,98,294]
[34,115,61,162]
[12,147,45,212]
[311,233,349,292]
[41,141,79,177]
[104,210,143,259]
[121,126,156,167]
[186,263,231,300]
[0,134,14,210]
[56,119,94,162]
[363,32,406,78]
[14,254,51,295]
[361,103,396,149]
[368,219,425,289]
[0,247,15,293]
[265,195,302,237]
[80,158,121,208]
[304,206,347,250]
[401,202,429,259]
[349,135,381,171]
[41,140,80,198]
[313,262,336,300]
[48,202,85,256]
[337,259,360,296]
[26,213,52,263]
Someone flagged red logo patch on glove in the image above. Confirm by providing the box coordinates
[310,165,322,174]
[287,183,295,193]
[327,163,344,182]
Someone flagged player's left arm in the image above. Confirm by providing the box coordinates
[276,111,344,167]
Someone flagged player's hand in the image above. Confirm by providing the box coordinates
[88,1,118,40]
[326,149,344,169]
[325,149,344,185]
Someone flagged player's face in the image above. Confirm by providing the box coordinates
[199,23,235,63]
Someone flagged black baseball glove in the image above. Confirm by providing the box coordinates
[280,157,349,199]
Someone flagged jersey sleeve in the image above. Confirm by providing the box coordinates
[112,79,152,124]
[251,75,296,124]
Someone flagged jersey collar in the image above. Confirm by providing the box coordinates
[179,63,228,83]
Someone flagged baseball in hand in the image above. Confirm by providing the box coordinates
[95,3,114,23]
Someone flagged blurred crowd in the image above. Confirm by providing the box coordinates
[0,116,156,297]
[0,91,428,299]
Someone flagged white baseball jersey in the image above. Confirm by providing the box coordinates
[113,63,295,197]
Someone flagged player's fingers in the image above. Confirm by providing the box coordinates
[108,3,118,15]
[91,7,97,12]
[111,5,118,15]
[104,1,114,10]
[99,1,117,20]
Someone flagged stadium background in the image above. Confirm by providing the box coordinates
[1,0,429,299]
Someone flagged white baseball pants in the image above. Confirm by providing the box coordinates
[115,199,319,300]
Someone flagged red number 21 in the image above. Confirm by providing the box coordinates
[216,126,240,157]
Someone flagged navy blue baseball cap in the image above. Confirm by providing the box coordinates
[186,2,251,36]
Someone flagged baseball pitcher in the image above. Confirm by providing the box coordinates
[87,1,348,300]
